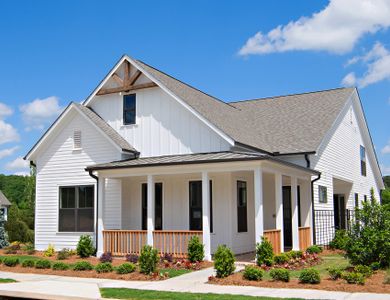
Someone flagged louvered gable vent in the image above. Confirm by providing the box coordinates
[73,130,82,149]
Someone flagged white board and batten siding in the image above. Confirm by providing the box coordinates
[34,110,122,251]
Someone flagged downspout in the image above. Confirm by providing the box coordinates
[304,154,310,168]
[311,173,321,245]
[88,170,99,253]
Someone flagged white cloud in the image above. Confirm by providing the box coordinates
[342,42,390,87]
[13,171,30,176]
[5,156,29,171]
[382,141,390,154]
[239,0,390,56]
[381,164,390,175]
[0,103,13,120]
[0,146,19,160]
[341,72,356,86]
[0,120,19,145]
[19,96,63,131]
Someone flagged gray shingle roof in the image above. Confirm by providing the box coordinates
[0,191,11,206]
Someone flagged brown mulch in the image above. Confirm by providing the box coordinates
[209,270,390,294]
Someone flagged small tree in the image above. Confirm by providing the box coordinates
[213,245,235,278]
[76,235,95,258]
[187,236,204,262]
[139,245,159,274]
[0,209,8,248]
[256,237,274,266]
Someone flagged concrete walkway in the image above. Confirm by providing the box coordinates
[0,269,388,300]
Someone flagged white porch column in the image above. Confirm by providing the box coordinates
[97,176,105,256]
[147,175,155,246]
[202,171,211,261]
[274,172,284,251]
[291,177,300,250]
[254,167,264,244]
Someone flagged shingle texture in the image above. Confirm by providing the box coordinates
[0,191,11,206]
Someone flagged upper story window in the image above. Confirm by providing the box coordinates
[123,94,136,125]
[73,130,82,149]
[360,145,366,176]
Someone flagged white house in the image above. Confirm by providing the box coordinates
[0,191,11,221]
[25,55,384,259]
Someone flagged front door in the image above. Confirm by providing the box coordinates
[282,186,292,250]
[333,194,346,230]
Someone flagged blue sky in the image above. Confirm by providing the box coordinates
[0,0,389,175]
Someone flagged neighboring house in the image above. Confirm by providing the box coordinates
[25,55,384,259]
[0,191,11,221]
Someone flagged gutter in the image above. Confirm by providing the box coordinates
[87,170,99,253]
[311,172,321,245]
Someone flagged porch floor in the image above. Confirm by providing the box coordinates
[234,252,255,263]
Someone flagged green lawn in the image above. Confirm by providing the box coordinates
[0,278,17,283]
[100,288,306,300]
[160,268,192,278]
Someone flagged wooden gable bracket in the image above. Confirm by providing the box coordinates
[97,61,157,96]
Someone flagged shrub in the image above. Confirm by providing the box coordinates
[3,257,19,267]
[0,209,8,249]
[125,254,139,264]
[35,259,51,269]
[23,243,35,255]
[243,265,263,281]
[95,262,113,273]
[139,245,159,274]
[299,268,321,284]
[256,237,274,266]
[5,206,33,244]
[354,265,373,277]
[370,262,381,271]
[161,253,173,263]
[99,252,112,263]
[116,262,136,274]
[213,245,235,278]
[52,262,70,270]
[187,236,204,262]
[327,266,343,280]
[306,245,322,254]
[287,250,303,259]
[274,254,289,265]
[43,244,55,257]
[76,235,95,258]
[329,230,349,250]
[21,259,35,268]
[345,189,390,267]
[56,248,70,260]
[270,268,290,282]
[342,271,365,285]
[73,261,94,271]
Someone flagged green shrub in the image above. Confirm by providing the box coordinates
[187,236,204,262]
[76,235,95,258]
[354,265,373,277]
[3,257,19,267]
[329,230,349,250]
[22,242,35,254]
[21,259,35,268]
[342,271,365,285]
[116,262,136,274]
[270,268,290,282]
[139,245,159,275]
[95,262,113,273]
[56,248,70,260]
[52,262,70,270]
[73,261,94,271]
[213,245,235,278]
[243,265,263,281]
[5,206,33,243]
[345,189,390,267]
[299,268,321,284]
[327,266,343,280]
[274,254,289,264]
[256,237,274,266]
[306,245,322,254]
[35,259,51,269]
[43,244,55,257]
[370,262,381,271]
[287,250,303,259]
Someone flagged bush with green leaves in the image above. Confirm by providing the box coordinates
[56,248,70,260]
[345,189,390,267]
[139,245,159,274]
[76,235,95,258]
[273,253,289,265]
[35,259,51,269]
[95,262,113,273]
[3,257,19,267]
[299,268,320,284]
[243,265,263,281]
[52,262,70,270]
[306,245,322,254]
[22,242,35,255]
[187,236,204,262]
[256,237,274,266]
[270,268,290,282]
[213,245,235,278]
[116,262,136,274]
[327,266,343,280]
[370,262,381,271]
[73,261,94,271]
[0,210,8,249]
[43,244,55,257]
[286,250,303,259]
[21,259,35,268]
[354,265,373,277]
[342,271,365,285]
[329,230,349,250]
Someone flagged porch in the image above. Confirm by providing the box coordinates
[92,153,315,259]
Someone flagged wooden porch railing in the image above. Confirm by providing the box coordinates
[103,230,147,256]
[299,227,311,251]
[153,230,203,258]
[263,229,281,254]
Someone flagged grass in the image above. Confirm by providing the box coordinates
[100,288,305,300]
[0,278,17,283]
[160,268,192,278]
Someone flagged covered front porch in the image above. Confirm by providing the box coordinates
[91,153,316,259]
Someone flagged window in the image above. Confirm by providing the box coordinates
[123,94,136,125]
[360,145,366,176]
[73,130,81,149]
[355,193,359,208]
[209,181,213,233]
[141,183,163,230]
[237,181,247,233]
[188,181,213,231]
[364,195,367,203]
[59,186,94,232]
[318,185,327,203]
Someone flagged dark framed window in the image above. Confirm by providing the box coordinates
[318,185,327,203]
[209,181,213,233]
[360,145,366,176]
[141,183,163,230]
[59,186,94,232]
[123,94,136,125]
[188,181,213,232]
[297,186,301,227]
[364,195,367,203]
[355,193,359,208]
[237,181,247,233]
